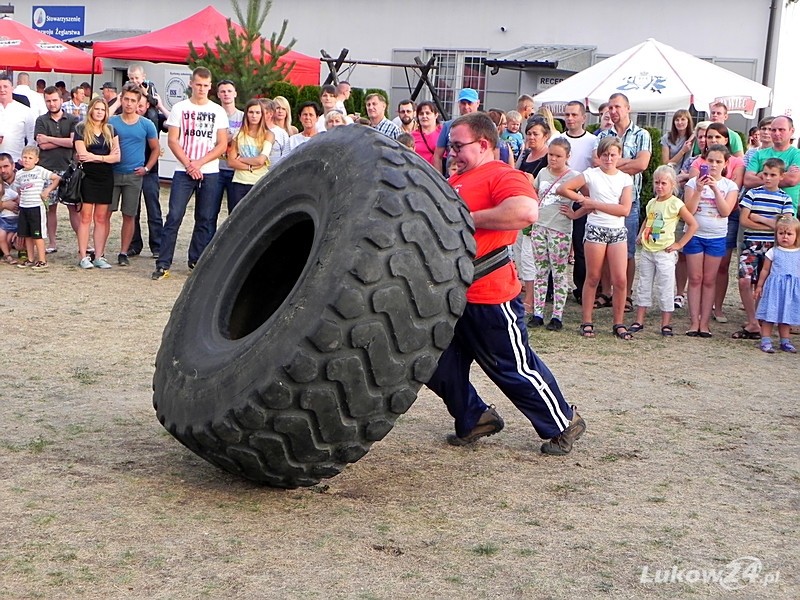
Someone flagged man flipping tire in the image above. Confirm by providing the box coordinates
[426,112,586,455]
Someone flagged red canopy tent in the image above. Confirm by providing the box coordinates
[0,18,102,73]
[92,6,319,86]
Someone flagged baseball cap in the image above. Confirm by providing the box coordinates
[100,81,117,91]
[457,88,479,103]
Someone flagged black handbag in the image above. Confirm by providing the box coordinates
[58,161,84,209]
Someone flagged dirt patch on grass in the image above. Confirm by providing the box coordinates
[0,196,797,599]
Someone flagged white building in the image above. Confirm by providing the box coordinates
[10,0,796,129]
[772,0,800,119]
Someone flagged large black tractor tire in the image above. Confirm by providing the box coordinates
[153,125,476,488]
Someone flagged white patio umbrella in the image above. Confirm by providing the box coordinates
[534,38,772,118]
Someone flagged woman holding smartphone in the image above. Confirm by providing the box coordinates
[681,144,738,337]
[687,123,744,187]
[687,123,745,322]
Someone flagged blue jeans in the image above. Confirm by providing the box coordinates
[228,182,252,213]
[130,169,163,255]
[216,168,235,215]
[157,171,221,270]
[625,198,640,259]
[725,207,740,250]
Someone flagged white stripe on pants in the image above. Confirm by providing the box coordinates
[38,203,48,239]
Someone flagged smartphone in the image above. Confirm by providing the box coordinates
[699,164,709,178]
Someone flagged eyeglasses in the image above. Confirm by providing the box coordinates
[448,140,480,153]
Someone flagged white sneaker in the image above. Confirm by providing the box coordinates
[92,256,112,269]
[79,256,94,269]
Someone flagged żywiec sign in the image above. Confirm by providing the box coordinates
[712,96,758,119]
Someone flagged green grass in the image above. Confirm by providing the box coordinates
[71,367,101,385]
[471,542,499,556]
[3,436,55,454]
[32,514,57,526]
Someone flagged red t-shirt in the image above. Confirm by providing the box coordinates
[450,160,536,304]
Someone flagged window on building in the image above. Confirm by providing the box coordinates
[636,112,667,131]
[425,49,488,118]
[691,106,707,124]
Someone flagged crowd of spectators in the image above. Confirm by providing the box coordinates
[0,69,404,278]
[2,70,799,350]
[385,88,800,349]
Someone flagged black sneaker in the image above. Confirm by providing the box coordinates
[126,248,141,257]
[541,406,586,455]
[546,317,563,331]
[188,262,196,271]
[446,406,505,446]
[151,267,169,280]
[528,315,545,327]
[117,253,130,266]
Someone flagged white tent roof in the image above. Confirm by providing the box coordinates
[534,38,772,117]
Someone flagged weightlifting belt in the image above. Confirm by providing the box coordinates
[472,246,510,282]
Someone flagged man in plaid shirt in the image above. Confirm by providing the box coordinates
[365,93,400,140]
[61,86,88,123]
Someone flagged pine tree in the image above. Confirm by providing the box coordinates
[188,0,297,107]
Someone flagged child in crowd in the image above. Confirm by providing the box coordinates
[681,144,738,337]
[14,145,60,270]
[501,110,524,161]
[734,158,794,340]
[674,121,710,309]
[445,156,458,179]
[527,138,579,331]
[558,136,633,339]
[754,215,800,353]
[689,123,745,324]
[630,166,698,336]
[0,178,20,265]
[397,132,415,150]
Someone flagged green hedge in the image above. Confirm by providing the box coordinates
[345,88,365,117]
[736,129,747,151]
[640,127,662,207]
[270,81,298,107]
[296,85,321,106]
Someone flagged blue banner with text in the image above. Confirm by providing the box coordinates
[32,6,85,40]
